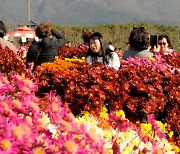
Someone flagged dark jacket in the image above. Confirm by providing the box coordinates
[26,29,66,67]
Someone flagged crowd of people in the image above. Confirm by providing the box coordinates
[0,20,176,71]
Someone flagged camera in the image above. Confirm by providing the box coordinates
[150,34,158,47]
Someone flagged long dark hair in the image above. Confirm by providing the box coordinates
[86,32,113,65]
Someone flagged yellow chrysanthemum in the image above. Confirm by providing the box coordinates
[118,136,123,143]
[168,131,174,138]
[148,56,156,61]
[77,119,83,125]
[54,56,58,60]
[100,107,108,119]
[90,118,98,124]
[103,131,112,138]
[123,146,132,153]
[64,56,85,63]
[115,110,125,118]
[140,123,152,134]
[173,145,180,153]
[81,111,90,119]
[157,121,167,133]
[21,73,25,78]
[165,147,172,152]
[91,125,97,132]
[132,140,139,146]
[123,132,130,138]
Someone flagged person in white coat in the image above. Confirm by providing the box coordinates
[0,21,16,51]
[86,32,120,70]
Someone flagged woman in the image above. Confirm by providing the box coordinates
[0,20,16,51]
[26,23,66,69]
[86,32,120,70]
[157,34,173,54]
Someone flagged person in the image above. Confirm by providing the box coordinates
[81,30,93,46]
[86,32,120,70]
[78,30,93,51]
[157,34,173,54]
[114,48,124,59]
[126,42,131,50]
[122,27,154,60]
[0,21,16,51]
[26,23,66,69]
[65,41,72,48]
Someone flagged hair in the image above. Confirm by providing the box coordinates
[158,34,173,49]
[0,21,7,38]
[86,32,113,65]
[129,27,149,50]
[35,23,52,38]
[82,30,93,44]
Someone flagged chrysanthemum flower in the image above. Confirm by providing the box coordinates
[33,146,45,154]
[0,139,12,152]
[63,140,78,153]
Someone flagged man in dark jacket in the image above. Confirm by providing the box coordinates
[26,23,66,68]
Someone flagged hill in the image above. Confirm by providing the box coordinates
[0,0,180,28]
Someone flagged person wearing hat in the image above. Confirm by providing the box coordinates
[0,21,16,51]
[86,32,120,70]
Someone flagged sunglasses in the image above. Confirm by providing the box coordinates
[158,42,167,45]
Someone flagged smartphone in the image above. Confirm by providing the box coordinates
[150,35,158,47]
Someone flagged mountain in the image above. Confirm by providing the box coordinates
[0,0,180,28]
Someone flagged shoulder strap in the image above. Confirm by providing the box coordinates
[34,47,42,65]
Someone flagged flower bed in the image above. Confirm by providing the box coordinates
[58,44,88,59]
[34,51,180,147]
[0,46,179,153]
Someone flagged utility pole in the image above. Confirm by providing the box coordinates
[27,0,31,22]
